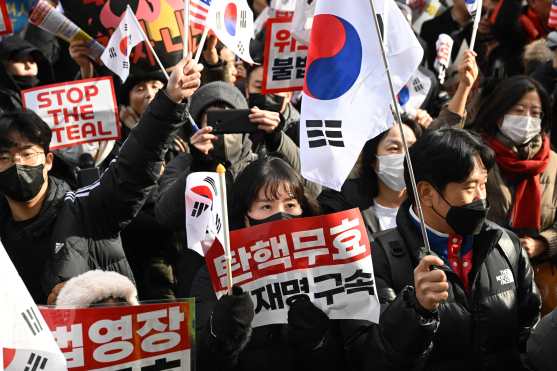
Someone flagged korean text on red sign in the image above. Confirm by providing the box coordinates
[205,209,381,327]
[21,77,120,150]
[262,17,308,94]
[39,300,195,371]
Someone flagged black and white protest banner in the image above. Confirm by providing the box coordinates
[185,172,224,257]
[205,209,381,327]
[21,77,120,150]
[434,33,453,84]
[0,241,67,370]
[262,16,308,93]
[300,0,423,191]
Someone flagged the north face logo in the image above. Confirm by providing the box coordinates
[496,268,514,285]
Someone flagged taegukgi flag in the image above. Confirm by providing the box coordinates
[0,241,67,370]
[207,0,256,63]
[100,6,147,83]
[300,0,423,191]
[185,172,224,257]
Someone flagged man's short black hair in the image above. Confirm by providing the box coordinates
[404,128,495,205]
[0,111,51,153]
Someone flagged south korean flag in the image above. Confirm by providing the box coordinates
[185,172,224,257]
[100,6,147,82]
[208,0,256,63]
[0,242,66,370]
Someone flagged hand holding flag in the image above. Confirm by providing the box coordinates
[165,54,204,103]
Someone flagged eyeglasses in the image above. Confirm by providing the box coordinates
[0,150,45,169]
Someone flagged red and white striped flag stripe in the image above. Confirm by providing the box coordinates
[190,0,212,31]
[549,0,557,29]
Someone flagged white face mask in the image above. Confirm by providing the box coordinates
[376,153,406,192]
[499,114,541,145]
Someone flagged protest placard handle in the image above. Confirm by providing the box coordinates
[368,0,432,255]
[217,164,233,293]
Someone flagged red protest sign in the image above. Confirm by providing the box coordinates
[0,0,13,36]
[39,301,195,371]
[21,77,120,150]
[262,17,308,94]
[205,209,380,327]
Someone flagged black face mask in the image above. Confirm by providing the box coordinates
[247,212,296,226]
[248,93,285,112]
[433,193,489,236]
[0,164,45,202]
[12,75,40,90]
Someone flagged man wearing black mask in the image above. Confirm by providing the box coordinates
[0,56,203,304]
[364,128,540,370]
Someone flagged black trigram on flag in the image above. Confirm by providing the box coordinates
[108,47,117,58]
[237,41,245,55]
[24,353,48,371]
[215,214,222,233]
[192,201,209,217]
[204,176,217,194]
[122,60,130,69]
[412,77,424,92]
[21,307,43,336]
[240,10,247,28]
[306,120,344,148]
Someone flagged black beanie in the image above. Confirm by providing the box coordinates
[118,70,167,106]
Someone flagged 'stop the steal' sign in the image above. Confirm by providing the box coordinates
[205,208,381,327]
[21,77,120,150]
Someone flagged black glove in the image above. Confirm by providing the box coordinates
[287,295,330,350]
[210,285,255,356]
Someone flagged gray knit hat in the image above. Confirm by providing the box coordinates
[188,81,248,123]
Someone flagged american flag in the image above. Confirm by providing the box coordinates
[549,0,557,29]
[190,0,212,31]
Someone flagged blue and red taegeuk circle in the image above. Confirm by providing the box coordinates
[303,14,363,100]
[224,2,238,36]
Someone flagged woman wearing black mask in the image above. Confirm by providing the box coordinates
[195,157,356,371]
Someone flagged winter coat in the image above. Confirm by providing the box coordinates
[0,91,188,303]
[319,178,381,234]
[0,36,54,113]
[364,201,541,370]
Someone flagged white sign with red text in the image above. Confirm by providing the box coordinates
[205,209,380,327]
[21,77,120,150]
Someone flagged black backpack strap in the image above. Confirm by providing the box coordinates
[373,229,414,294]
[497,228,520,287]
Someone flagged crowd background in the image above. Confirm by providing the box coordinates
[2,0,557,370]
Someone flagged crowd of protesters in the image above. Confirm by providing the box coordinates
[2,0,557,370]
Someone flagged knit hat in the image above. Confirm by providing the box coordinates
[118,70,167,106]
[188,81,248,123]
[56,270,139,307]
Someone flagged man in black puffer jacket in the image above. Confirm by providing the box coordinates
[361,128,541,370]
[0,56,202,304]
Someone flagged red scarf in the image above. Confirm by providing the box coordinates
[485,136,550,231]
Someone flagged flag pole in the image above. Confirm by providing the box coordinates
[216,164,233,294]
[368,0,432,254]
[194,26,210,64]
[469,0,483,51]
[127,5,170,81]
[183,0,190,58]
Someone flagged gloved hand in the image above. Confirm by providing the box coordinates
[287,295,330,351]
[210,285,255,356]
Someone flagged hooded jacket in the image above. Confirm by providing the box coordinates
[363,201,541,370]
[0,36,54,113]
[0,91,187,304]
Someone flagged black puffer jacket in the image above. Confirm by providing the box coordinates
[364,202,541,371]
[0,36,54,113]
[0,91,187,303]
